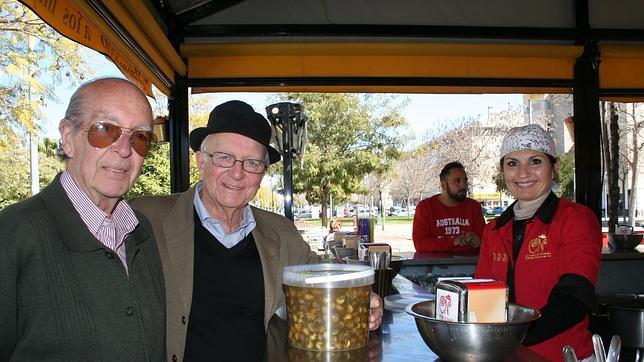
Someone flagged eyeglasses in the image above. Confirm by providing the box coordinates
[201,151,267,174]
[77,121,155,157]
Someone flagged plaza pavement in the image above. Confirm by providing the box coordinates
[295,220,416,253]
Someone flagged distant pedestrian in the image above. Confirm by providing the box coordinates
[324,219,343,250]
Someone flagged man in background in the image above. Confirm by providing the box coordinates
[412,161,486,253]
[0,77,165,361]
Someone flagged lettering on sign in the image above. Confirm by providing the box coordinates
[37,0,57,13]
[62,8,91,42]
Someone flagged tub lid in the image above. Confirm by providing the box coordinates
[283,263,374,288]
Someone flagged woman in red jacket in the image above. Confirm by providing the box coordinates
[475,124,602,362]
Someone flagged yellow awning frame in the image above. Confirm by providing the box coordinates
[184,42,583,83]
[18,1,644,99]
[99,0,184,81]
[600,44,644,101]
[65,0,174,95]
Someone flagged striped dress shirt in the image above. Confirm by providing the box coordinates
[60,171,138,272]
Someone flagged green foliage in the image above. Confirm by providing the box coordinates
[126,143,172,198]
[271,93,408,207]
[0,138,64,208]
[493,168,507,195]
[556,148,575,199]
[0,148,31,207]
[1,1,91,151]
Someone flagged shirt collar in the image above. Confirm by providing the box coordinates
[193,181,256,233]
[495,191,559,228]
[60,171,138,237]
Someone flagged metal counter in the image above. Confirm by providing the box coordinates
[267,276,547,361]
[398,245,644,295]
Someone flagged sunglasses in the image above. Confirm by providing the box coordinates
[78,122,155,157]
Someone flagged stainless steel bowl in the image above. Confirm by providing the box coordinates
[406,300,540,362]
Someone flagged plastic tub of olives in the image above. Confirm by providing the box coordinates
[283,263,375,351]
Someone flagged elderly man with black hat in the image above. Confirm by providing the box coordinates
[132,100,383,362]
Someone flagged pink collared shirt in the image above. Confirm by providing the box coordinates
[60,171,138,273]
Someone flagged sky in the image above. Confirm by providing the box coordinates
[42,49,524,143]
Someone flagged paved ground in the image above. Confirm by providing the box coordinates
[295,220,415,253]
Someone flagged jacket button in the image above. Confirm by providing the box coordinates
[181,316,186,325]
[105,251,114,259]
[125,306,134,316]
[172,354,178,362]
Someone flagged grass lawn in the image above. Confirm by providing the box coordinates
[304,216,414,225]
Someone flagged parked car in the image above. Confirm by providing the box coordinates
[388,206,414,217]
[295,210,313,219]
[492,206,506,215]
[482,206,494,216]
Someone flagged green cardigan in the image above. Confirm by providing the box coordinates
[0,174,165,361]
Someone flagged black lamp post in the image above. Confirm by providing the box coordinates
[266,102,307,221]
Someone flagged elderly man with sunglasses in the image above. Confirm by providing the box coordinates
[132,100,383,362]
[0,78,165,361]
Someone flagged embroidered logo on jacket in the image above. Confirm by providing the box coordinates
[525,234,552,260]
[492,252,508,262]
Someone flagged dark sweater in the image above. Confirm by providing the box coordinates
[184,212,265,361]
[0,174,165,361]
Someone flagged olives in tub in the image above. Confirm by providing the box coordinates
[282,264,375,351]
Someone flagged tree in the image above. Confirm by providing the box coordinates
[274,93,408,227]
[420,108,521,201]
[390,147,435,213]
[361,171,392,225]
[556,148,575,199]
[0,137,63,207]
[616,103,644,225]
[125,143,172,198]
[604,103,621,232]
[1,1,91,151]
[1,1,91,207]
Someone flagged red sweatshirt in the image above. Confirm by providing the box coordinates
[412,195,486,253]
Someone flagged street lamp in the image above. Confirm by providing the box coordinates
[266,102,308,220]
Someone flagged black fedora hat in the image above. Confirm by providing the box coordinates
[189,100,281,164]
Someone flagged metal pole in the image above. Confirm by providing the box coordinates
[282,103,294,221]
[268,102,306,221]
[169,76,190,193]
[573,40,602,219]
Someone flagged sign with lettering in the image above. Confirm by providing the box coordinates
[20,0,153,96]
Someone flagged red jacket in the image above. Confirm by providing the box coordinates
[412,195,485,253]
[475,197,602,361]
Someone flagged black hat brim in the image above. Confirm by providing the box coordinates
[190,127,281,165]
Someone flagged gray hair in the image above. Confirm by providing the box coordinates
[56,77,146,160]
[56,85,88,160]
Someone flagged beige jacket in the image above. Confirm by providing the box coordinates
[131,187,319,362]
